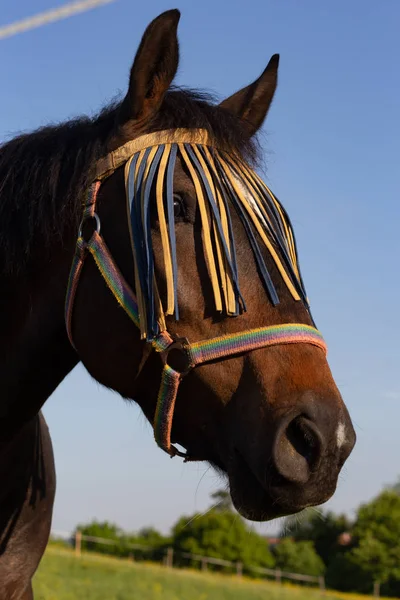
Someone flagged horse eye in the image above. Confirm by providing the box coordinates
[173,193,184,218]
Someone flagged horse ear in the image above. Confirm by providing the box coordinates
[120,10,180,123]
[219,54,279,136]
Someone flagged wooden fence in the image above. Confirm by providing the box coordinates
[52,530,386,597]
[69,530,326,591]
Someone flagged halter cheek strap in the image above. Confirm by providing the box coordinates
[65,182,327,459]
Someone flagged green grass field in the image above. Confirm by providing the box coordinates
[32,547,372,600]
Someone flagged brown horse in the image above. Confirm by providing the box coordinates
[0,9,355,599]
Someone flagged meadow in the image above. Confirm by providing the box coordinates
[33,547,380,600]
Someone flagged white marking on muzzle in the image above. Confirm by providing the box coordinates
[336,422,347,449]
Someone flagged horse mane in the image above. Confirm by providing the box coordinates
[0,88,259,275]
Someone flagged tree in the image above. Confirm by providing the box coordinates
[327,536,392,594]
[325,552,364,593]
[127,526,170,562]
[172,510,274,572]
[136,526,169,547]
[351,535,392,588]
[281,508,352,565]
[327,491,400,596]
[76,520,126,556]
[273,539,325,577]
[388,476,400,495]
[210,489,233,512]
[353,490,400,545]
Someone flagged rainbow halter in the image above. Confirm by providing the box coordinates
[65,128,327,459]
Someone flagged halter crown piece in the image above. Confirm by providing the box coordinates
[65,128,327,459]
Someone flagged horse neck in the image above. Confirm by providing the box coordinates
[0,233,78,441]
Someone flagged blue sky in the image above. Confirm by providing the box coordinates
[1,0,399,536]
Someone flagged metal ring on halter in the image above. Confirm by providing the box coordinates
[161,336,193,377]
[78,212,101,242]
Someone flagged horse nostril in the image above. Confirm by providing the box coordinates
[273,415,324,484]
[286,416,323,468]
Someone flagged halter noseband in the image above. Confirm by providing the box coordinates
[65,129,327,460]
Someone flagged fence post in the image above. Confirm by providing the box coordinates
[319,576,326,595]
[275,569,282,584]
[166,547,174,568]
[201,558,207,572]
[75,531,82,557]
[373,581,380,598]
[236,562,243,577]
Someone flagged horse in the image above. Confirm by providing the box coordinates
[0,9,356,599]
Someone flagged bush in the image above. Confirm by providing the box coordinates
[75,520,169,561]
[273,539,325,577]
[172,510,274,573]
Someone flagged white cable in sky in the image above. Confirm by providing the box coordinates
[0,0,117,40]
